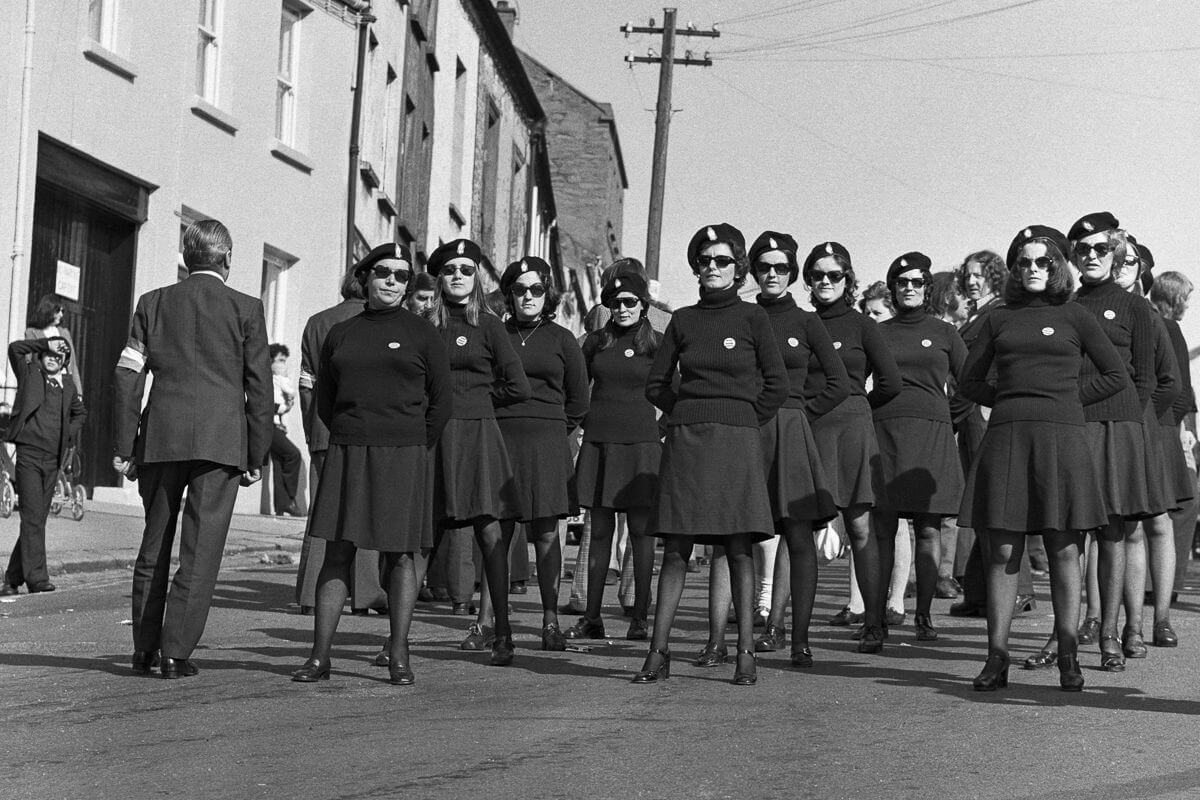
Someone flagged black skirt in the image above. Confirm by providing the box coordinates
[1086,419,1166,520]
[575,440,661,510]
[809,395,881,510]
[761,407,836,523]
[650,422,774,543]
[1158,421,1195,507]
[874,416,964,517]
[497,416,578,522]
[310,444,433,552]
[434,418,521,526]
[959,420,1109,533]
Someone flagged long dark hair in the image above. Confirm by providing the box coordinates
[804,253,858,308]
[586,317,660,359]
[28,293,65,329]
[1003,241,1074,305]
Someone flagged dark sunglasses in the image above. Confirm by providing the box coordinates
[894,277,927,289]
[370,266,412,282]
[511,284,546,298]
[807,270,847,284]
[1016,256,1054,272]
[605,297,641,310]
[695,255,737,268]
[439,264,477,277]
[754,263,790,276]
[1073,241,1114,259]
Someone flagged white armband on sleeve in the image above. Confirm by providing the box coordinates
[298,369,315,390]
[117,343,146,372]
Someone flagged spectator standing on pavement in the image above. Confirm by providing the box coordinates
[293,271,388,615]
[291,243,451,686]
[405,271,438,315]
[26,293,84,396]
[114,219,273,679]
[1,337,86,596]
[266,344,304,517]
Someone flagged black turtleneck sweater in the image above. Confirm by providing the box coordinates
[495,317,589,431]
[317,304,452,447]
[871,308,968,423]
[804,301,902,408]
[1163,316,1195,425]
[1074,279,1155,421]
[756,293,849,418]
[646,284,788,428]
[581,323,660,443]
[438,304,530,419]
[959,296,1128,425]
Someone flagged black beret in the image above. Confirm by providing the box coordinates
[1006,225,1070,269]
[687,223,745,267]
[802,241,851,275]
[353,242,412,277]
[1128,235,1155,293]
[601,272,649,307]
[428,238,483,274]
[749,231,799,283]
[1068,211,1119,242]
[886,252,932,284]
[500,256,553,293]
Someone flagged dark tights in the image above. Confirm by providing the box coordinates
[874,512,941,617]
[982,529,1081,659]
[585,508,654,622]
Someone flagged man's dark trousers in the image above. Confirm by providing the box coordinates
[132,460,241,659]
[6,446,58,587]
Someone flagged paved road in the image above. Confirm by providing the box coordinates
[2,549,1199,800]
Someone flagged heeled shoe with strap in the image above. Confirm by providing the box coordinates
[1152,620,1178,648]
[1077,616,1100,645]
[972,650,1010,691]
[1057,652,1084,692]
[754,623,786,652]
[1122,626,1148,659]
[291,657,331,683]
[732,650,757,686]
[1022,649,1057,670]
[388,662,415,686]
[1099,634,1126,672]
[490,634,515,667]
[632,648,671,683]
[694,642,727,667]
[790,646,813,668]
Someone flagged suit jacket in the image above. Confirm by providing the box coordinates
[24,326,83,394]
[113,271,273,471]
[298,298,363,454]
[6,340,87,463]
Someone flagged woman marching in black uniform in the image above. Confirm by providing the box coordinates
[871,252,967,642]
[634,223,788,685]
[803,242,902,652]
[494,257,589,650]
[958,225,1127,692]
[569,270,662,642]
[292,243,451,686]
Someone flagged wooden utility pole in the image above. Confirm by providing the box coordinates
[623,10,719,284]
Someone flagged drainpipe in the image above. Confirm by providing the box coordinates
[344,3,374,271]
[6,0,36,401]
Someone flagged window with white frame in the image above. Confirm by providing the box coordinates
[275,5,303,146]
[261,245,297,343]
[196,0,222,103]
[88,0,120,50]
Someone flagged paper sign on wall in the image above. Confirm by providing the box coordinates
[55,260,81,301]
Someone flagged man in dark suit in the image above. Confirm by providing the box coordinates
[1,337,86,595]
[113,219,273,679]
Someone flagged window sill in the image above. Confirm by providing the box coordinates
[190,98,240,135]
[448,202,466,227]
[270,140,314,173]
[82,40,137,82]
[377,193,397,218]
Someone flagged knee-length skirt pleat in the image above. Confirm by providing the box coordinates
[874,417,964,517]
[575,440,661,510]
[809,395,882,510]
[1086,419,1167,520]
[310,444,433,552]
[958,420,1109,533]
[1159,422,1195,507]
[497,417,578,522]
[435,417,521,526]
[761,407,836,524]
[650,422,774,543]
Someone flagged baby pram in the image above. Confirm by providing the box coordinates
[49,446,86,521]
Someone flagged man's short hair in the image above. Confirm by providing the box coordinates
[182,219,233,272]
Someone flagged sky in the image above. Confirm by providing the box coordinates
[509,0,1200,332]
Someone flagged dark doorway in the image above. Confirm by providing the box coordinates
[27,138,149,493]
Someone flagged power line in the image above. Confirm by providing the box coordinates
[721,45,1200,62]
[716,0,849,26]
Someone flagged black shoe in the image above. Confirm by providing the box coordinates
[1077,617,1100,645]
[754,623,786,652]
[694,643,728,667]
[828,606,863,626]
[1058,652,1084,692]
[1013,594,1035,615]
[790,646,814,668]
[884,608,906,627]
[131,650,160,675]
[1122,626,1148,659]
[509,581,528,595]
[1022,649,1057,670]
[291,658,330,682]
[949,600,986,618]
[373,636,392,667]
[857,624,884,654]
[28,582,56,593]
[417,586,435,603]
[1153,620,1178,647]
[298,605,314,616]
[564,617,606,640]
[451,602,475,616]
[732,650,757,686]
[490,635,515,666]
[541,622,567,651]
[0,583,18,596]
[161,657,199,679]
[460,623,495,651]
[388,663,415,686]
[934,576,962,599]
[1099,635,1126,672]
[626,617,649,641]
[972,650,1009,691]
[914,613,938,642]
[632,648,671,683]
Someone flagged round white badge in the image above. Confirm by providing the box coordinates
[387,342,400,350]
[455,336,468,347]
[787,337,799,348]
[833,341,842,350]
[1103,309,1116,320]
[722,337,736,350]
[921,339,932,348]
[624,348,635,358]
[1042,327,1054,336]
